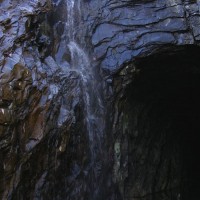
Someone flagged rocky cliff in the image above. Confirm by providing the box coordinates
[1,0,200,199]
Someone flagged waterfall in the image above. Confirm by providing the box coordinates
[64,0,105,197]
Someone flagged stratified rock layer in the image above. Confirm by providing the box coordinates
[0,1,89,199]
[88,0,200,73]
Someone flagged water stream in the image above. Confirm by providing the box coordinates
[64,0,105,197]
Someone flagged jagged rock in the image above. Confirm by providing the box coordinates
[0,0,86,199]
[87,0,200,73]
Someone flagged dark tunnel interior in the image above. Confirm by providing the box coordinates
[123,46,200,200]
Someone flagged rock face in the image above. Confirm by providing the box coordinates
[88,0,200,73]
[0,1,89,199]
[1,0,200,199]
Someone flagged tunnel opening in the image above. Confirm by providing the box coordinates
[123,46,200,200]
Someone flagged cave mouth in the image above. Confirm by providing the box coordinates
[124,46,200,200]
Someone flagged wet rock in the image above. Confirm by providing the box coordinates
[1,0,200,199]
[0,108,13,125]
[44,56,60,74]
[87,0,200,73]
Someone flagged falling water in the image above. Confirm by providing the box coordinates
[64,0,105,198]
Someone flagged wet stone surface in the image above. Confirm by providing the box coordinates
[1,0,200,199]
[0,0,88,198]
[86,0,200,73]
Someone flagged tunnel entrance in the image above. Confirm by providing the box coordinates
[123,46,200,200]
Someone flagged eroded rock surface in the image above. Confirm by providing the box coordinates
[0,1,89,199]
[87,0,200,73]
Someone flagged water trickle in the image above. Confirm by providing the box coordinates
[66,0,80,40]
[64,0,105,198]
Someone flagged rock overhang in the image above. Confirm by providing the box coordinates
[119,44,200,200]
[89,0,200,74]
